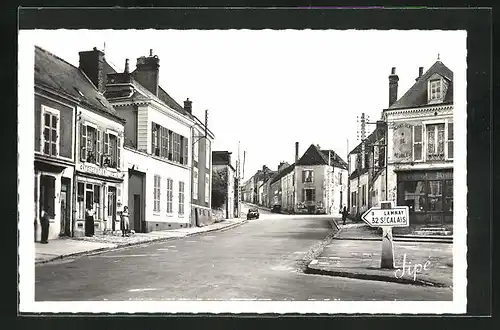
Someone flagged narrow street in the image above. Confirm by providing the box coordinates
[36,207,452,301]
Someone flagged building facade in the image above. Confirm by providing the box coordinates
[294,144,348,215]
[384,61,454,226]
[34,46,78,241]
[101,50,194,232]
[212,151,236,220]
[188,100,215,227]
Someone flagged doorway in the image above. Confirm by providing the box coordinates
[60,178,71,236]
[128,170,145,233]
[107,186,117,231]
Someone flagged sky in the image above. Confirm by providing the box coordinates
[28,29,466,181]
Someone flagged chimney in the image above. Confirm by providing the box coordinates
[79,47,106,93]
[415,66,424,82]
[389,67,399,107]
[184,98,192,113]
[124,59,130,74]
[295,142,299,163]
[134,49,160,96]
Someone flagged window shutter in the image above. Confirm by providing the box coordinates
[311,171,315,183]
[80,124,87,161]
[151,122,155,155]
[117,136,121,169]
[96,130,101,165]
[104,133,109,162]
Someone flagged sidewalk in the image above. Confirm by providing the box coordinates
[306,223,453,288]
[35,218,247,265]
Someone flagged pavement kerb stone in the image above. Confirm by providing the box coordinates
[35,220,248,265]
[305,264,449,288]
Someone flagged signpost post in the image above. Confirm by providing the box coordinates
[361,201,409,269]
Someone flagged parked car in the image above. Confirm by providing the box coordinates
[247,208,259,220]
[271,204,282,213]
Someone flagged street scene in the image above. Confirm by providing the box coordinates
[20,29,465,309]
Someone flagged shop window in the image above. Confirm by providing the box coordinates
[444,179,453,212]
[40,175,56,217]
[427,124,445,161]
[166,178,173,214]
[447,122,454,160]
[401,181,426,212]
[178,181,185,215]
[153,175,161,212]
[41,107,60,157]
[413,125,423,161]
[428,180,443,212]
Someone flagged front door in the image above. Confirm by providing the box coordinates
[107,187,117,231]
[133,194,141,232]
[60,178,71,236]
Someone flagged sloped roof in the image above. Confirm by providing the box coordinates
[35,46,124,122]
[271,163,295,184]
[320,149,348,170]
[389,60,454,110]
[349,127,382,155]
[296,144,347,169]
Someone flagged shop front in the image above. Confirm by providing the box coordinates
[74,163,125,237]
[34,160,74,241]
[396,169,453,226]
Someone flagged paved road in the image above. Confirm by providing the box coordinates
[36,206,452,301]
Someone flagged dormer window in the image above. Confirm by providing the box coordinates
[429,79,442,102]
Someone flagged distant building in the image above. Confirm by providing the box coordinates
[294,144,348,215]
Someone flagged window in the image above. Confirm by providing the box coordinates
[84,125,98,164]
[427,180,443,212]
[361,184,366,206]
[447,122,454,159]
[153,175,161,212]
[429,79,442,101]
[427,123,445,161]
[104,132,120,168]
[180,136,189,165]
[42,107,60,157]
[400,181,426,212]
[339,172,342,185]
[413,125,423,161]
[351,191,357,208]
[179,181,185,215]
[193,131,200,162]
[166,178,173,214]
[161,127,168,158]
[193,168,199,200]
[171,133,180,163]
[205,173,210,203]
[302,170,314,183]
[303,188,315,202]
[206,141,211,169]
[152,122,160,156]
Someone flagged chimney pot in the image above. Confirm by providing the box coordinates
[419,66,424,77]
[150,49,153,56]
[391,67,396,75]
[124,59,129,73]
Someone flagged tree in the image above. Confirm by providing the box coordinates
[211,168,228,209]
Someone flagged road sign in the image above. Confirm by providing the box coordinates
[361,203,409,228]
[360,201,410,269]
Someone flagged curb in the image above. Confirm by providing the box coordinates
[332,236,453,244]
[35,220,248,265]
[305,265,450,288]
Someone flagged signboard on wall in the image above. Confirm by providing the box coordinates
[78,163,125,180]
[392,123,413,161]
